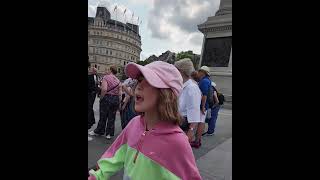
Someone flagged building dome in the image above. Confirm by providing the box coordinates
[88,6,142,79]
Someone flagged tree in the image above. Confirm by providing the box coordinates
[137,60,148,66]
[176,51,193,61]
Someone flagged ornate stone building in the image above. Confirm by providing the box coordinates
[88,6,142,79]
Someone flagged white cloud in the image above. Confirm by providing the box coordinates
[148,0,219,37]
[128,0,154,6]
[145,0,219,54]
[189,33,204,46]
[88,5,96,17]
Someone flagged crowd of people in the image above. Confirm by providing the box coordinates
[87,58,223,179]
[175,58,222,148]
[88,62,138,141]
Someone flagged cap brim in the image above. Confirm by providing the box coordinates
[199,69,209,75]
[125,63,169,89]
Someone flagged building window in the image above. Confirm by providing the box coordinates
[123,61,125,65]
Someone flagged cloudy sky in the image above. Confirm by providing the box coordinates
[89,0,220,60]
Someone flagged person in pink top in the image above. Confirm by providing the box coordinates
[89,66,122,140]
[88,61,202,180]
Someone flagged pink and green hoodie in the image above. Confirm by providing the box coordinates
[88,115,202,180]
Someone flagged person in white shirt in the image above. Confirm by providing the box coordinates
[174,58,202,143]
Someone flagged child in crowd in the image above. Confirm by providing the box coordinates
[88,61,202,180]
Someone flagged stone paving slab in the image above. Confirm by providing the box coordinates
[196,138,232,180]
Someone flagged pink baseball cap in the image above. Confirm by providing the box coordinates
[125,61,183,96]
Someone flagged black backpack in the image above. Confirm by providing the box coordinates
[207,85,215,108]
[212,86,225,105]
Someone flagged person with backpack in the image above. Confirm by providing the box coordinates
[203,82,224,136]
[89,66,122,140]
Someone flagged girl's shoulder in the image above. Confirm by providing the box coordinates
[124,115,144,132]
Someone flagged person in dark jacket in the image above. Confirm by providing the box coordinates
[88,61,97,141]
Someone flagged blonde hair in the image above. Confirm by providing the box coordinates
[174,58,195,77]
[158,89,183,125]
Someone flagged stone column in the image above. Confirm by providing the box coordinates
[228,48,232,72]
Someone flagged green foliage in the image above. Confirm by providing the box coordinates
[138,50,200,68]
[176,51,193,61]
[137,60,148,66]
[136,56,155,66]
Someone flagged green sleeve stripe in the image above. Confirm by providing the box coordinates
[124,145,181,180]
[91,144,181,180]
[90,144,128,180]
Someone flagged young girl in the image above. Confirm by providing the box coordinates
[88,61,202,180]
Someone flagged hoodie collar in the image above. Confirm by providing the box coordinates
[139,116,183,135]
